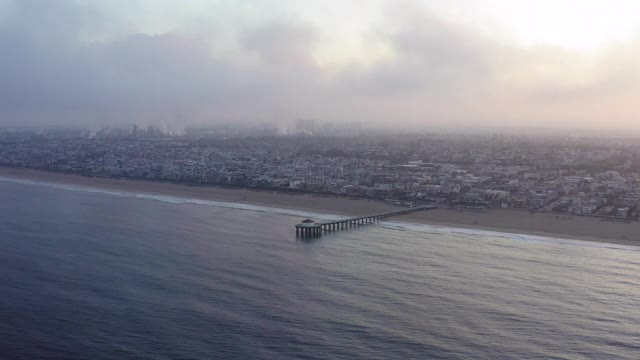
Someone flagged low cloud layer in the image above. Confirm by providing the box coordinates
[1,0,640,133]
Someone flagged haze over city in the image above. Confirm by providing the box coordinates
[2,0,640,134]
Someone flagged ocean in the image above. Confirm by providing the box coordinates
[1,178,639,359]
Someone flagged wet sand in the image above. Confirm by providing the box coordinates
[0,168,400,216]
[402,209,640,246]
[1,167,639,246]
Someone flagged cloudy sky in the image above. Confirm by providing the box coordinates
[1,0,640,133]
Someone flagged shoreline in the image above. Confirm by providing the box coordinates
[1,167,639,247]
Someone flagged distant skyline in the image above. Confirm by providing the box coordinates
[1,0,640,133]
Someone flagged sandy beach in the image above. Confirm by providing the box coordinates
[1,167,639,246]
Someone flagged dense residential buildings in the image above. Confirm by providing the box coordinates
[2,127,640,219]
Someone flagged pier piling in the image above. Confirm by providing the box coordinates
[295,205,437,238]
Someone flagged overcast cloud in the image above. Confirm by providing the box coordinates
[1,0,639,133]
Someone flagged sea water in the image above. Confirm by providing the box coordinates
[1,178,639,359]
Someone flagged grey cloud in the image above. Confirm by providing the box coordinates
[1,0,640,132]
[342,8,502,97]
[242,22,317,67]
[0,0,330,126]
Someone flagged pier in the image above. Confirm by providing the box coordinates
[295,205,437,238]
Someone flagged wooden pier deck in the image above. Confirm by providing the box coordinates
[295,205,437,237]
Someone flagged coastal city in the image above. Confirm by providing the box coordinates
[1,125,640,220]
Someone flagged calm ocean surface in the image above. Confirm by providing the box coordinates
[1,179,640,360]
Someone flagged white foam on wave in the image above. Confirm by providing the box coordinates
[0,176,345,222]
[2,175,639,252]
[380,220,640,252]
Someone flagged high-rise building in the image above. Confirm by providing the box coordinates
[295,119,316,134]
